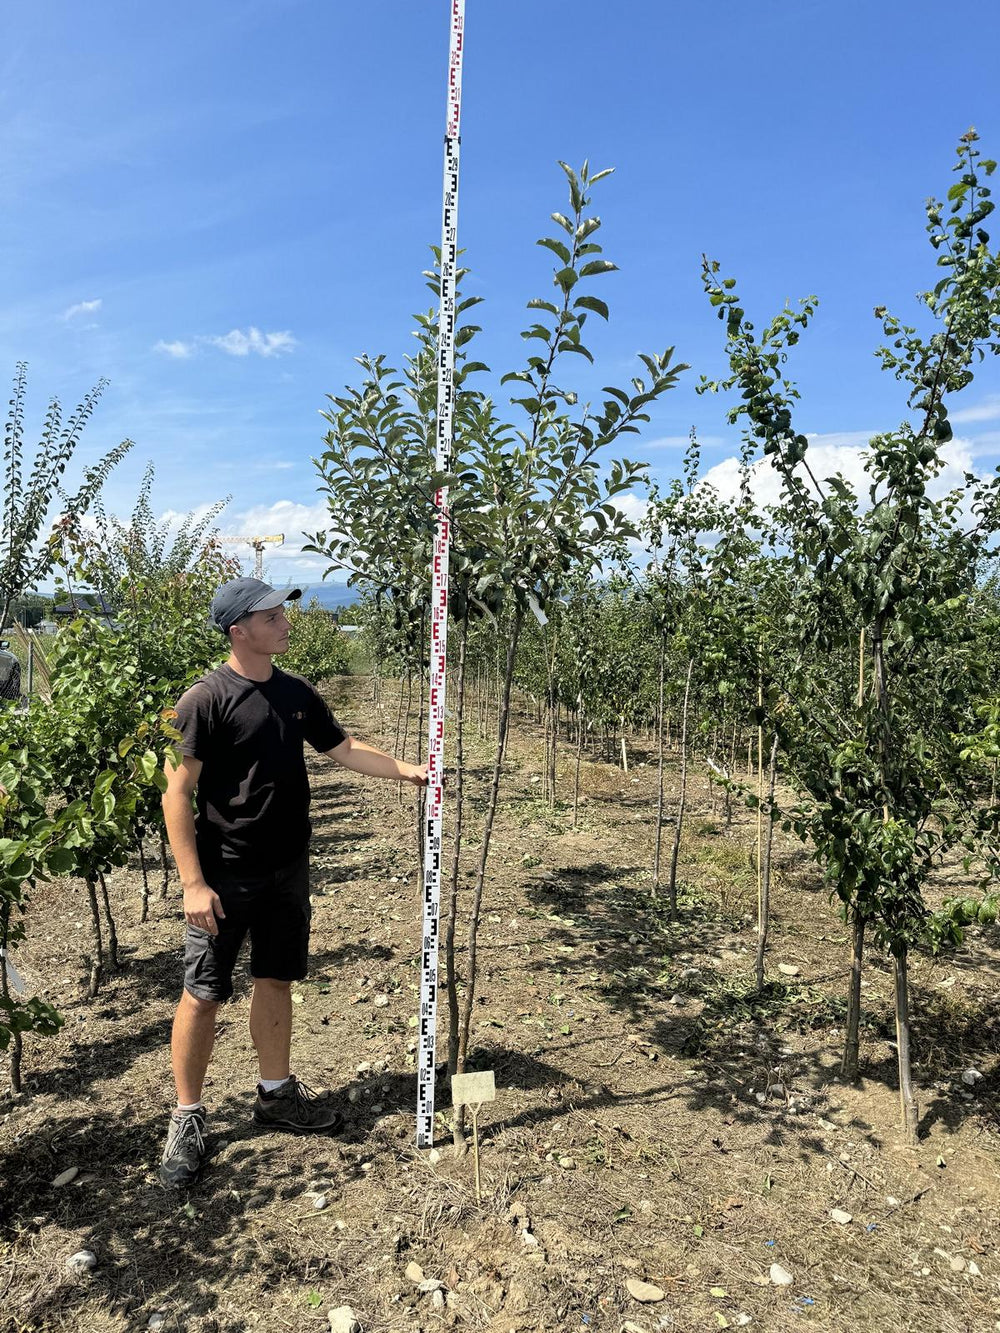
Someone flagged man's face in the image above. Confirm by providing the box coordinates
[231,604,291,655]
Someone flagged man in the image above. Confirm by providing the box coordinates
[159,577,427,1188]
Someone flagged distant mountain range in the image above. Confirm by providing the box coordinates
[296,583,360,610]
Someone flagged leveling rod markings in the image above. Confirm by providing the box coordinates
[417,0,465,1150]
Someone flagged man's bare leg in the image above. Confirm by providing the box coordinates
[171,990,220,1105]
[249,978,293,1082]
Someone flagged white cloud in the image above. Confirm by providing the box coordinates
[206,326,297,358]
[702,435,977,511]
[951,395,1000,425]
[154,339,194,359]
[638,434,727,452]
[63,297,102,320]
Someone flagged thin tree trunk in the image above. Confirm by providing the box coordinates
[893,948,919,1142]
[620,728,628,774]
[652,635,666,888]
[572,698,584,830]
[667,659,695,918]
[754,734,779,991]
[1,905,22,1094]
[138,839,150,924]
[454,608,524,1147]
[85,877,104,998]
[159,830,170,899]
[842,912,866,1080]
[392,671,406,756]
[445,616,470,1078]
[98,872,118,970]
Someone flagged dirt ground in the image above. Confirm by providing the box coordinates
[1,675,999,1333]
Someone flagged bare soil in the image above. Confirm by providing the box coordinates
[2,676,999,1333]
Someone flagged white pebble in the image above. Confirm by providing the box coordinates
[830,1209,852,1225]
[769,1263,793,1287]
[66,1250,97,1275]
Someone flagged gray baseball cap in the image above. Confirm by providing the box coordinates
[210,578,302,634]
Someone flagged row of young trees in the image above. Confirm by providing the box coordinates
[318,135,1000,1144]
[3,135,998,1149]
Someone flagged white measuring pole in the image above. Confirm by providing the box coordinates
[417,0,465,1150]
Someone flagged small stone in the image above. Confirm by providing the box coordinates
[777,963,800,977]
[427,1148,442,1165]
[521,1229,539,1248]
[328,1307,361,1333]
[430,1289,445,1311]
[558,1156,577,1170]
[625,1278,665,1303]
[356,1062,371,1075]
[51,1167,79,1187]
[886,1196,900,1208]
[405,1262,425,1283]
[961,1068,982,1085]
[148,1315,167,1331]
[736,1318,753,1328]
[347,1088,361,1104]
[950,1256,966,1273]
[66,1250,97,1275]
[313,1194,328,1211]
[621,1324,645,1333]
[669,993,684,1006]
[374,995,390,1008]
[418,1279,444,1294]
[830,1209,852,1225]
[968,1261,981,1277]
[769,1264,793,1287]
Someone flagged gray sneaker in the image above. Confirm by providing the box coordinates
[160,1106,208,1187]
[253,1075,344,1134]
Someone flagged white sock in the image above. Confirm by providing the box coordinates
[176,1101,203,1113]
[259,1075,292,1093]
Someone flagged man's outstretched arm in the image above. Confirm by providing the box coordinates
[325,735,427,786]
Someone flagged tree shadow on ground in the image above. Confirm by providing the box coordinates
[504,857,999,1149]
[0,1092,360,1332]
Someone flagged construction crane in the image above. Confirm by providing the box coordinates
[220,533,284,580]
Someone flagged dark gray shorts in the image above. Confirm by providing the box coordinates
[183,852,311,1003]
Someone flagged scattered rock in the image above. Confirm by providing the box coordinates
[328,1307,361,1333]
[66,1250,97,1275]
[830,1209,852,1225]
[51,1167,79,1187]
[669,994,685,1006]
[347,1088,361,1104]
[558,1156,577,1170]
[521,1229,539,1248]
[374,995,390,1008]
[405,1262,425,1283]
[735,1318,753,1328]
[777,963,800,977]
[621,1323,645,1333]
[769,1264,794,1287]
[968,1261,982,1277]
[886,1196,900,1208]
[313,1194,328,1211]
[356,1062,371,1075]
[950,1256,966,1273]
[962,1069,983,1086]
[427,1148,442,1165]
[148,1314,167,1330]
[625,1278,665,1303]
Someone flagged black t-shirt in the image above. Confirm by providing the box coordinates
[173,663,347,871]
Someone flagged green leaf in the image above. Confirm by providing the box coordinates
[579,260,618,278]
[537,237,571,265]
[574,295,609,320]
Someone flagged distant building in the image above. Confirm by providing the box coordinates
[51,591,114,620]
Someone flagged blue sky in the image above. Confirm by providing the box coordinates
[4,0,1000,585]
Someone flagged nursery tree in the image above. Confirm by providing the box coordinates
[698,130,1000,1139]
